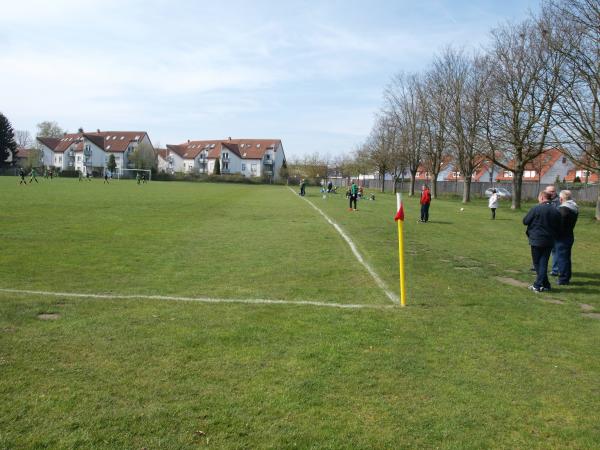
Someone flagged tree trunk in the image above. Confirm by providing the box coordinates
[431,172,439,198]
[380,171,385,193]
[511,172,523,209]
[409,170,417,196]
[462,177,472,203]
[393,176,398,194]
[596,172,600,220]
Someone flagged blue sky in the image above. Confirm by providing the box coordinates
[0,0,539,159]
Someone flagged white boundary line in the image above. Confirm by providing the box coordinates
[0,288,394,311]
[289,188,399,304]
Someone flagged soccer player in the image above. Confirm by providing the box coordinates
[348,180,358,211]
[29,168,39,184]
[19,168,27,185]
[104,171,110,184]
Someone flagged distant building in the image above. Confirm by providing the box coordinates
[37,130,153,175]
[163,138,286,180]
[495,148,574,184]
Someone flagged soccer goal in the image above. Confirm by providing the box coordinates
[116,168,152,181]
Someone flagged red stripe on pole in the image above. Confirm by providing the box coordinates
[394,203,404,222]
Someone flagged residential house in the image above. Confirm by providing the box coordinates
[37,130,153,175]
[495,148,574,184]
[564,167,599,184]
[164,138,286,180]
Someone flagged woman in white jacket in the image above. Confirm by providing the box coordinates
[488,189,499,219]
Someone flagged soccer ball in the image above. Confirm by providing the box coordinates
[460,207,464,211]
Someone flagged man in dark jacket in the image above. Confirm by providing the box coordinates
[523,191,561,292]
[555,190,578,285]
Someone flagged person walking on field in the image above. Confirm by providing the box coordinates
[104,171,110,184]
[19,167,27,185]
[419,185,431,223]
[555,190,578,285]
[348,180,359,211]
[488,189,499,219]
[523,190,561,292]
[299,179,306,196]
[29,168,39,184]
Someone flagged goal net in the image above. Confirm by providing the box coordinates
[116,168,152,181]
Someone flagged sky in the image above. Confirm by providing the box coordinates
[0,0,540,159]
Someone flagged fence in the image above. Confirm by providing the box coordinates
[360,178,599,203]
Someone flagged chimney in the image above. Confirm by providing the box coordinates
[63,132,67,137]
[187,139,190,143]
[228,136,231,141]
[97,129,100,133]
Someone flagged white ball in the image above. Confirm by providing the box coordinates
[460,207,464,211]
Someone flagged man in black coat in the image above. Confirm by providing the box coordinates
[555,190,579,285]
[523,191,562,292]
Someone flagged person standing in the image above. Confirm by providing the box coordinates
[299,179,306,196]
[104,171,110,184]
[555,190,578,285]
[544,185,561,275]
[419,185,431,223]
[19,167,27,185]
[523,190,561,292]
[348,180,358,211]
[488,189,499,219]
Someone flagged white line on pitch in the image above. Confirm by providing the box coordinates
[289,188,399,304]
[0,288,394,310]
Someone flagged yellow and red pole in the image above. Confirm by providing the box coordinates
[396,193,407,307]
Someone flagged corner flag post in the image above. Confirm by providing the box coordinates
[395,193,407,307]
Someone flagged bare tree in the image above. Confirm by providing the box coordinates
[442,49,490,203]
[385,73,425,196]
[36,121,65,138]
[545,0,600,219]
[365,115,397,192]
[419,55,453,198]
[14,130,32,149]
[483,18,566,209]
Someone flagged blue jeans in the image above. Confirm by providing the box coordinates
[551,245,559,274]
[531,246,552,290]
[420,203,430,222]
[555,237,574,284]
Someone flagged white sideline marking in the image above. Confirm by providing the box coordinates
[289,188,399,304]
[0,288,394,311]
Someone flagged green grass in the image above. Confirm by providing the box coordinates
[1,177,599,449]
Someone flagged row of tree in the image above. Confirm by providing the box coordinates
[354,0,598,218]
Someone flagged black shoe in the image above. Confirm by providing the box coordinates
[550,272,559,277]
[528,285,542,293]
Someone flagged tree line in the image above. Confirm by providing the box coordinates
[354,0,598,218]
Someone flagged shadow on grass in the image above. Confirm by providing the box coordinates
[573,272,600,281]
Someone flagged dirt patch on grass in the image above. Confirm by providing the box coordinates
[580,304,595,312]
[37,313,61,320]
[582,313,600,320]
[504,269,520,274]
[539,298,565,305]
[495,277,529,288]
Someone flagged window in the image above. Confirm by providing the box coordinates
[524,170,536,178]
[562,157,567,164]
[223,162,229,170]
[251,164,257,173]
[576,170,590,178]
[134,135,140,141]
[107,145,111,150]
[265,154,270,160]
[106,135,111,140]
[223,152,229,160]
[77,156,81,162]
[452,171,460,178]
[120,136,124,140]
[242,163,246,171]
[504,171,513,178]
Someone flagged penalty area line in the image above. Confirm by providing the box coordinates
[289,188,399,305]
[0,288,395,311]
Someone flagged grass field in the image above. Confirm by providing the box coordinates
[1,177,599,449]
